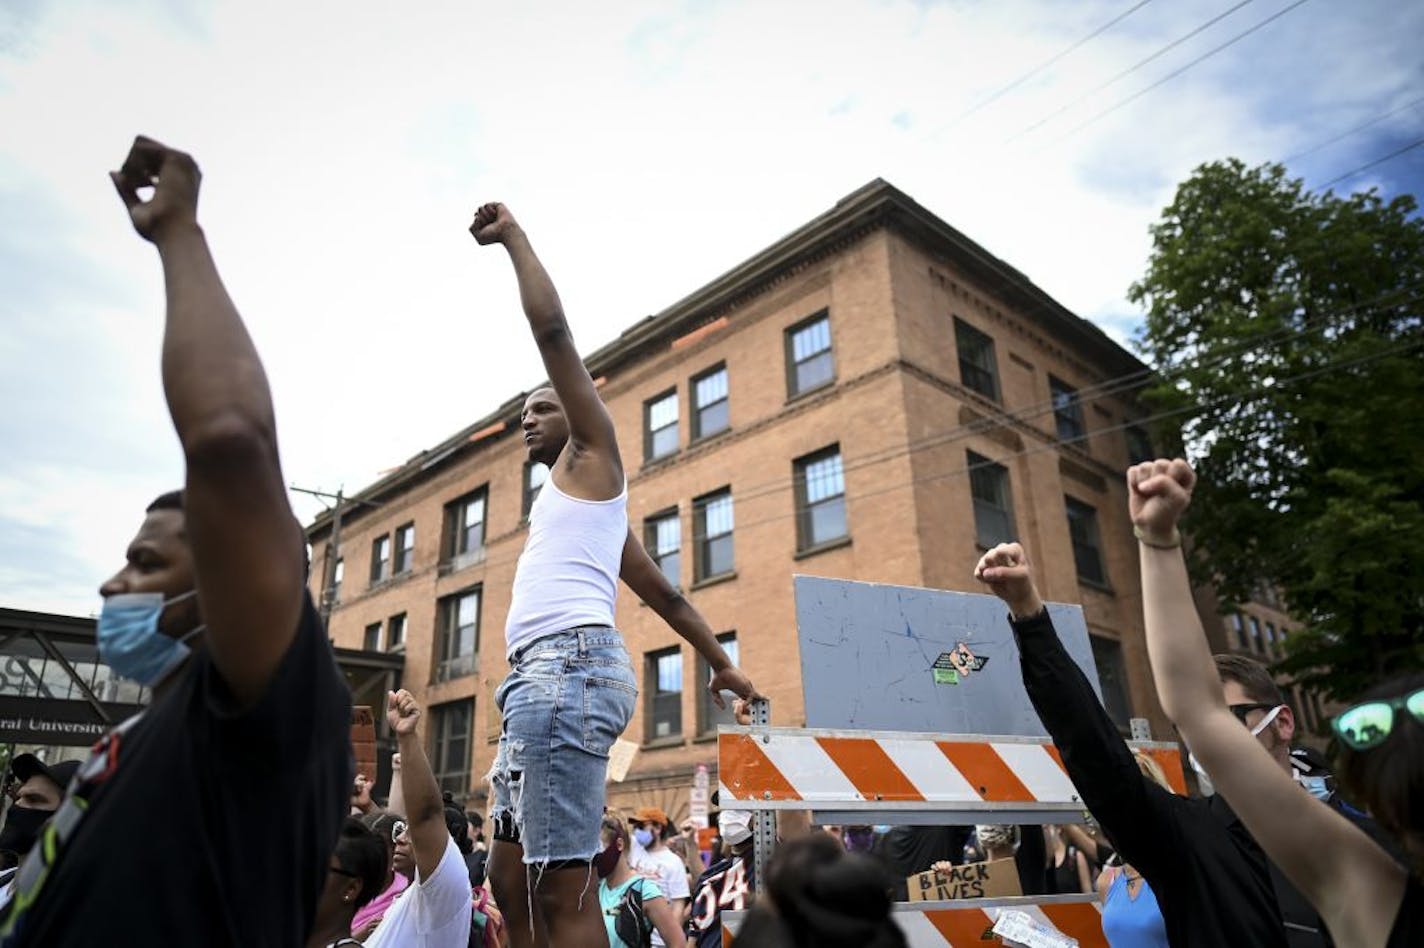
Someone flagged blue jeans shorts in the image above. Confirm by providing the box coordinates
[489,626,637,865]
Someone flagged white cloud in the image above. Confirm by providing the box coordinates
[2,0,1421,611]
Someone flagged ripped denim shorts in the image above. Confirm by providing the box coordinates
[489,626,637,864]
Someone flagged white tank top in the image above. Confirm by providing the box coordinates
[504,474,628,657]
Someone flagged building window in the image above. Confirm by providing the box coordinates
[1125,425,1154,465]
[1264,622,1278,656]
[645,509,681,587]
[444,489,487,562]
[363,622,382,651]
[387,613,406,651]
[1231,613,1248,649]
[370,534,391,584]
[644,389,679,461]
[691,365,730,440]
[1050,376,1085,443]
[435,588,480,682]
[1064,497,1107,587]
[332,558,344,603]
[1249,616,1263,653]
[785,312,834,397]
[1090,634,1132,731]
[430,700,473,796]
[647,647,683,740]
[524,461,548,519]
[968,452,1015,548]
[694,489,735,581]
[954,318,999,401]
[794,447,847,551]
[698,633,739,735]
[394,523,415,574]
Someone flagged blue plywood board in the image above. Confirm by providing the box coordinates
[795,575,1103,736]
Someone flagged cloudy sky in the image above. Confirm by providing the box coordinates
[3,0,1421,616]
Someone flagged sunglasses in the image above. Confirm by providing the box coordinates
[1228,702,1280,726]
[1332,688,1424,751]
[391,820,408,843]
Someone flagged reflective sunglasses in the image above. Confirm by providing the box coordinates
[1332,687,1424,751]
[391,819,409,843]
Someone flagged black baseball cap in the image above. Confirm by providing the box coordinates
[9,754,80,793]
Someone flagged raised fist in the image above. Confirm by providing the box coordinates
[386,689,422,737]
[110,135,201,243]
[973,542,1042,619]
[469,202,519,245]
[1127,458,1196,542]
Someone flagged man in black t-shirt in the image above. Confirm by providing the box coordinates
[0,136,352,947]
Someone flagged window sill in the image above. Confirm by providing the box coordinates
[793,536,852,561]
[688,426,733,449]
[641,450,680,471]
[785,378,837,405]
[690,571,738,592]
[692,731,728,745]
[642,735,686,750]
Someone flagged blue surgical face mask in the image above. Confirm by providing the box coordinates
[1189,704,1285,793]
[633,828,655,849]
[98,590,199,687]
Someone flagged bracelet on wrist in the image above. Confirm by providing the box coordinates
[1133,525,1182,549]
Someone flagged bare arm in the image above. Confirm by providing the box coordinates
[1132,459,1405,947]
[112,136,303,708]
[471,204,620,490]
[1074,849,1092,895]
[386,753,406,819]
[619,529,763,705]
[387,690,448,881]
[643,894,687,948]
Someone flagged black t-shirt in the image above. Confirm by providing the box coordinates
[0,592,352,947]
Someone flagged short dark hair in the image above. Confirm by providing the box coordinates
[361,811,400,859]
[1335,673,1424,871]
[146,490,185,513]
[442,792,472,855]
[1213,654,1284,706]
[335,818,388,910]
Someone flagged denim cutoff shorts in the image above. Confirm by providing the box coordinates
[489,626,637,865]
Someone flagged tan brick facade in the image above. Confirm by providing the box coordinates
[307,181,1204,822]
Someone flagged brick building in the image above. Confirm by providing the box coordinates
[306,179,1212,818]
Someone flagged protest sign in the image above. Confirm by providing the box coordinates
[907,858,1022,902]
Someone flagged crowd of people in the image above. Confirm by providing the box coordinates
[0,136,1417,946]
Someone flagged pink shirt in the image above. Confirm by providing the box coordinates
[352,872,409,934]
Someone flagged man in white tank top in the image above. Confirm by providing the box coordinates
[470,203,762,948]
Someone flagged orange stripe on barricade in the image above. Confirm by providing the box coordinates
[1042,902,1110,948]
[718,733,801,801]
[1144,746,1189,794]
[924,906,996,945]
[936,741,1035,802]
[816,736,925,802]
[1044,743,1069,777]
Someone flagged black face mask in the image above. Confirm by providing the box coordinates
[0,805,53,866]
[593,841,621,879]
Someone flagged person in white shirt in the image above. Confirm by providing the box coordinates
[627,807,691,945]
[365,690,472,948]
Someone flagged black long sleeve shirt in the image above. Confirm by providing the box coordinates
[1013,609,1324,948]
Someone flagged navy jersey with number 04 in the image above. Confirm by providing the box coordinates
[688,855,754,948]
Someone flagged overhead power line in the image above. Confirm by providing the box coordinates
[1283,94,1424,164]
[1318,135,1424,190]
[1010,0,1258,142]
[940,0,1156,131]
[1045,0,1311,146]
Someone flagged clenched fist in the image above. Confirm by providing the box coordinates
[386,689,422,737]
[1127,458,1196,545]
[110,135,202,243]
[974,542,1043,619]
[469,202,520,245]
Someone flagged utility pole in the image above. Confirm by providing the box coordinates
[290,485,380,630]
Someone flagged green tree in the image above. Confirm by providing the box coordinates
[1129,159,1424,709]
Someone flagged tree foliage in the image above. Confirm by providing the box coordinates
[1130,159,1424,707]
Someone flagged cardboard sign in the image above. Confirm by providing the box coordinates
[607,738,639,783]
[907,858,1022,902]
[351,706,377,785]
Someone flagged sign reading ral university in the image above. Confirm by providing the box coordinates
[0,696,145,745]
